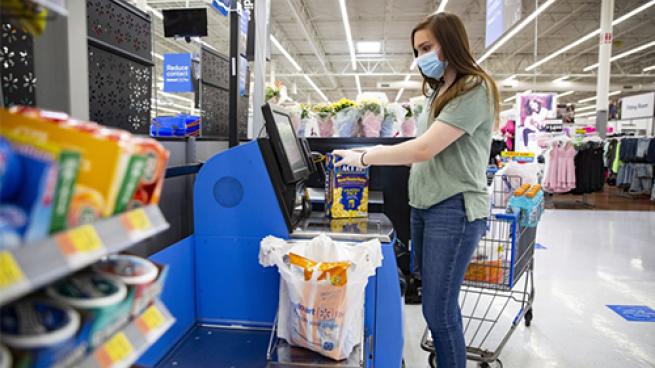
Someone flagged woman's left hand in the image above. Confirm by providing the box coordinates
[332,149,366,168]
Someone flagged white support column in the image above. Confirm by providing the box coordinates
[595,0,614,138]
[252,0,271,139]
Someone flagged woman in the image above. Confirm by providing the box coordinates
[333,12,500,368]
[522,98,547,146]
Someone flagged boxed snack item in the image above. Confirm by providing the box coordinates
[259,234,382,361]
[0,298,86,368]
[93,254,169,316]
[0,108,132,226]
[128,138,169,209]
[325,153,369,218]
[464,259,505,284]
[46,272,133,348]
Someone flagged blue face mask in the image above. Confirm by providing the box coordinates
[416,49,447,79]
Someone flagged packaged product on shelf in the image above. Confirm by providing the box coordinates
[0,344,10,368]
[93,254,168,316]
[259,234,383,361]
[46,272,133,348]
[465,258,505,284]
[325,153,369,218]
[0,299,85,368]
[0,138,57,244]
[1,108,137,227]
[128,138,170,209]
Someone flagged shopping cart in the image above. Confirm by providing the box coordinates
[421,174,538,368]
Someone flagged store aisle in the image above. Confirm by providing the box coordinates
[403,210,655,368]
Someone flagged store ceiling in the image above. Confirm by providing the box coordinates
[135,0,655,107]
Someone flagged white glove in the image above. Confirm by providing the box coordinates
[332,149,367,169]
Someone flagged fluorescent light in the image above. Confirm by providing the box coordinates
[410,60,417,71]
[583,40,655,71]
[152,52,164,61]
[576,105,596,111]
[356,41,381,54]
[557,91,575,98]
[270,35,302,72]
[338,0,357,70]
[523,90,533,94]
[577,91,621,103]
[303,74,328,102]
[478,0,557,64]
[644,65,655,72]
[552,75,570,83]
[577,111,597,117]
[526,0,655,71]
[355,75,362,95]
[394,75,412,102]
[501,75,519,87]
[503,95,516,103]
[436,0,448,13]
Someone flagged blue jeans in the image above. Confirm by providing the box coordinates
[411,194,486,368]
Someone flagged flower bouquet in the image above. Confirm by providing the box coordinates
[359,100,384,137]
[401,103,417,137]
[332,98,360,137]
[312,103,335,137]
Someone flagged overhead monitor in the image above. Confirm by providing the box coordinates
[163,8,208,38]
[262,103,311,184]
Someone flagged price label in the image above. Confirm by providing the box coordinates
[122,209,152,233]
[136,305,166,335]
[0,251,25,288]
[57,225,103,256]
[96,332,134,368]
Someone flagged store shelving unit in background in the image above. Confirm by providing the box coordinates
[78,300,175,368]
[0,205,169,305]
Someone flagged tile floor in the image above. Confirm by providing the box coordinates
[403,210,655,368]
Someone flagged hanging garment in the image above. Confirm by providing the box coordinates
[629,164,653,195]
[636,138,651,160]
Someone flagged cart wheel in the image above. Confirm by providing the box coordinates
[480,363,491,368]
[525,309,533,327]
[401,358,406,368]
[428,353,437,368]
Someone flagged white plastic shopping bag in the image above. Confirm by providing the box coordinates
[259,234,382,360]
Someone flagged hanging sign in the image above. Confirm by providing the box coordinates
[163,53,193,93]
[211,0,231,16]
[620,92,655,119]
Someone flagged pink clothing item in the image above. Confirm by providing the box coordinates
[544,143,577,193]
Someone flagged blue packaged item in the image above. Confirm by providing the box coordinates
[150,114,201,137]
[0,299,85,368]
[380,114,394,137]
[0,138,22,201]
[507,184,544,228]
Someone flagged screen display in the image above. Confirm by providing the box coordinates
[163,8,208,38]
[273,111,306,175]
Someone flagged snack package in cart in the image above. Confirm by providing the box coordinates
[259,234,382,361]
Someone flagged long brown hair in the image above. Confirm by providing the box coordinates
[411,12,500,130]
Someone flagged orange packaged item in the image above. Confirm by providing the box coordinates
[0,108,132,226]
[288,253,350,287]
[465,259,505,284]
[128,138,169,208]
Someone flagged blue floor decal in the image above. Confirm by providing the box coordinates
[607,305,655,322]
[535,243,547,250]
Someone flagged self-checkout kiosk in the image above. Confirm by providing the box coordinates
[140,104,404,368]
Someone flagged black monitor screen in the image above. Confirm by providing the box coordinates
[163,8,208,38]
[263,104,310,183]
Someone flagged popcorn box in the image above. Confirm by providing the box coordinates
[325,153,369,218]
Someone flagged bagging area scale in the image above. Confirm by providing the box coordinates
[137,104,404,368]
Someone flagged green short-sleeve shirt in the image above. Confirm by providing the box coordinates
[408,80,493,221]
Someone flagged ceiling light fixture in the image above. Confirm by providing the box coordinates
[643,65,655,72]
[583,40,655,71]
[577,111,597,117]
[304,74,329,102]
[436,0,448,13]
[577,90,621,104]
[152,52,164,61]
[339,0,357,70]
[410,60,417,71]
[526,0,655,71]
[394,75,412,103]
[503,95,516,103]
[576,105,596,111]
[355,75,362,95]
[356,41,381,54]
[557,91,575,98]
[552,75,570,83]
[270,35,302,72]
[477,0,557,64]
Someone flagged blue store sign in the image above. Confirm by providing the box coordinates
[163,53,193,93]
[211,0,231,16]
